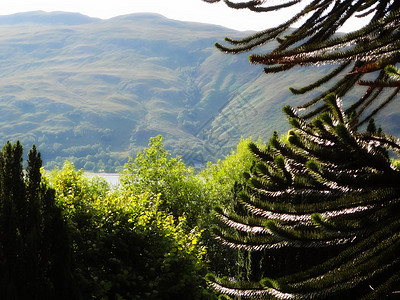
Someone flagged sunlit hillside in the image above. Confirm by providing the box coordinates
[0,11,396,171]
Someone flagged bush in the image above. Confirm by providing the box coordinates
[120,135,210,229]
[48,161,212,299]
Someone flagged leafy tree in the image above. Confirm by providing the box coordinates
[120,135,209,228]
[203,0,400,126]
[0,142,77,299]
[49,161,212,299]
[201,137,264,209]
[199,138,264,276]
[121,135,266,278]
[207,94,400,298]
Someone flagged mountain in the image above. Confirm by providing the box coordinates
[0,12,397,171]
[0,11,101,25]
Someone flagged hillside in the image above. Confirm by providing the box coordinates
[0,12,396,171]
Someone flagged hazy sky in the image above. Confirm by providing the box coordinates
[0,0,368,32]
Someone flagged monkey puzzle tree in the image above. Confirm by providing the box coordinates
[202,1,400,298]
[203,0,400,125]
[207,94,400,298]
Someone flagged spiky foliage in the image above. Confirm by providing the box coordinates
[208,94,400,299]
[203,0,400,125]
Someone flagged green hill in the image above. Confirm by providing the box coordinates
[0,12,396,171]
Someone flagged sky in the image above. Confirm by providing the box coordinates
[0,0,368,32]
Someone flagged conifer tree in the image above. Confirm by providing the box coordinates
[0,142,78,299]
[203,1,400,298]
[207,94,400,298]
[203,0,400,126]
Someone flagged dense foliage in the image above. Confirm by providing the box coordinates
[200,137,265,209]
[0,142,78,299]
[120,135,209,228]
[44,135,264,298]
[0,136,257,298]
[208,94,400,298]
[119,135,262,227]
[48,160,211,299]
[1,119,399,298]
[200,1,400,298]
[119,135,266,276]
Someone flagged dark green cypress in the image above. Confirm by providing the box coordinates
[0,142,25,299]
[0,142,79,299]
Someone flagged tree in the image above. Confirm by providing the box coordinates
[201,137,265,209]
[202,1,400,297]
[120,135,209,228]
[207,94,400,298]
[0,142,77,299]
[203,0,400,126]
[49,161,212,299]
[199,138,265,276]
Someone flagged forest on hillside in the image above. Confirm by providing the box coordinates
[1,0,400,299]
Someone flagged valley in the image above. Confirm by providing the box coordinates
[0,11,396,171]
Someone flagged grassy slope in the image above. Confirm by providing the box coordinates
[0,12,396,171]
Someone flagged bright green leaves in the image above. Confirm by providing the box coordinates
[120,135,206,228]
[48,161,108,219]
[47,160,211,299]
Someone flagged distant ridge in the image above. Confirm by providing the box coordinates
[0,11,101,26]
[108,12,231,31]
[0,11,394,172]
